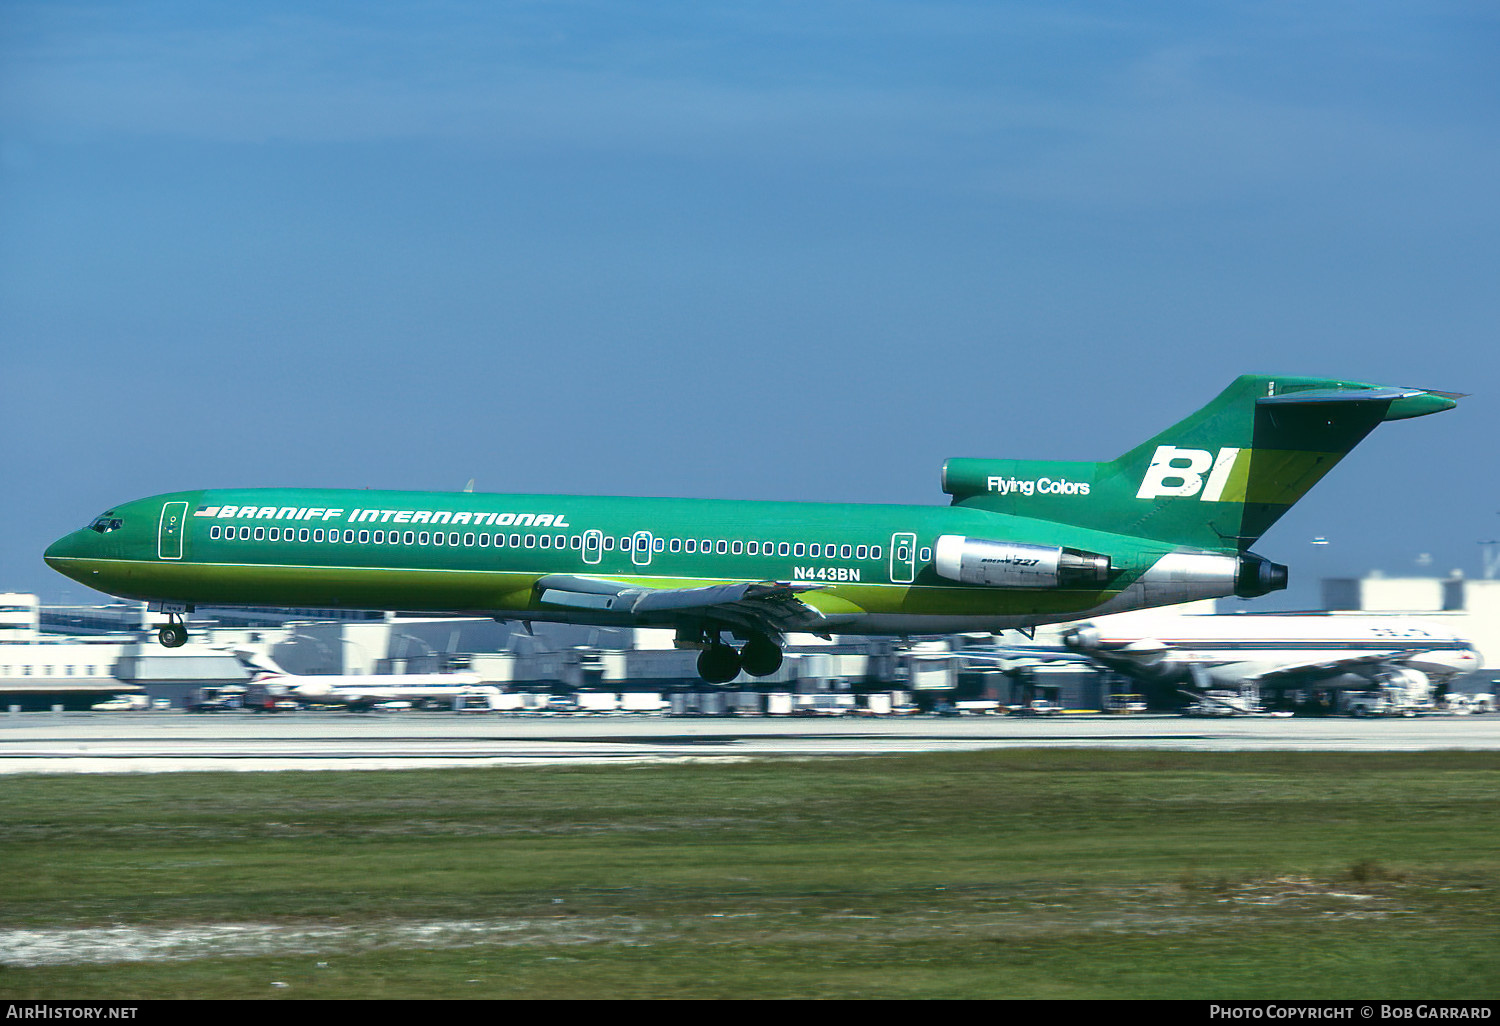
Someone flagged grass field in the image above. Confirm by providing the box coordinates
[1,750,1497,999]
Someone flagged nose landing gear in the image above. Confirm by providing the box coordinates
[157,615,188,649]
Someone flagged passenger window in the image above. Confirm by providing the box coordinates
[374,531,384,544]
[559,535,569,549]
[450,533,460,546]
[779,542,790,557]
[715,540,727,554]
[872,546,881,559]
[653,538,663,552]
[210,526,221,540]
[670,538,681,553]
[478,534,489,547]
[809,543,820,558]
[540,535,551,548]
[841,545,852,559]
[524,534,535,548]
[920,547,932,562]
[571,536,582,549]
[240,526,251,540]
[622,537,632,551]
[465,533,475,546]
[254,527,265,541]
[404,531,415,545]
[794,543,805,557]
[313,529,325,542]
[856,545,867,559]
[685,539,696,553]
[359,531,370,544]
[300,528,311,542]
[604,537,614,550]
[419,532,431,545]
[731,540,743,555]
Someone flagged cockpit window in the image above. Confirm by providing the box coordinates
[89,516,123,534]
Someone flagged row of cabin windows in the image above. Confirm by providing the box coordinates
[0,665,102,677]
[206,524,906,561]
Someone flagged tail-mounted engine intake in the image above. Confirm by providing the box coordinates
[933,535,1112,589]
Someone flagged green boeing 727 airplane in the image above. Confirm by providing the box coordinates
[45,375,1459,683]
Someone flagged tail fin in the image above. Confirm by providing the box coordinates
[944,375,1460,551]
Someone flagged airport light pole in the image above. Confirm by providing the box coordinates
[391,632,439,674]
[279,631,338,675]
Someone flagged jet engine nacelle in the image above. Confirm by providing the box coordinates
[1375,667,1430,692]
[933,535,1112,589]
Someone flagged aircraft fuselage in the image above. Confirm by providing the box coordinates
[44,487,1232,635]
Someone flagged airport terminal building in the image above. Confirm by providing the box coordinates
[1,574,1495,712]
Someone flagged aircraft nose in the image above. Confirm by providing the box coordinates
[44,530,94,579]
[45,531,83,567]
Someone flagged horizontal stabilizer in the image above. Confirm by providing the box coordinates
[1259,386,1463,421]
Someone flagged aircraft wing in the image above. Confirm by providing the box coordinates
[1242,650,1418,683]
[928,647,1090,665]
[534,574,828,637]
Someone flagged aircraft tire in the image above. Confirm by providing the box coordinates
[697,644,742,685]
[740,637,783,677]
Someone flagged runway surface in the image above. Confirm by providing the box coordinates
[2,710,1497,773]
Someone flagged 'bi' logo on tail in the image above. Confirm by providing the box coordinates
[1136,445,1244,501]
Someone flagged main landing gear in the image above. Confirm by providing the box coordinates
[157,615,188,649]
[692,631,784,685]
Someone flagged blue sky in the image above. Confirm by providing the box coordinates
[3,1,1497,607]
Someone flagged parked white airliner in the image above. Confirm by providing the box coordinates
[1062,614,1480,699]
[234,652,496,709]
